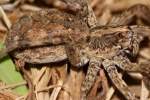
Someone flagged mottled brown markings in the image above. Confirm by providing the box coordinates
[1,2,150,100]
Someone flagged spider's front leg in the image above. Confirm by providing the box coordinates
[113,55,141,72]
[81,59,102,100]
[102,59,138,100]
[107,4,150,26]
[113,56,150,90]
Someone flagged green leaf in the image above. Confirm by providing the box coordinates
[0,43,28,95]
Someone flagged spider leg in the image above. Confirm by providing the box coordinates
[113,56,140,72]
[107,4,150,26]
[81,59,102,100]
[113,56,150,90]
[102,59,138,100]
[130,25,150,40]
[113,55,150,75]
[65,44,89,67]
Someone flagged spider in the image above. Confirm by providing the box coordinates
[0,1,150,100]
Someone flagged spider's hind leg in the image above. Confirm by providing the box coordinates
[81,59,102,100]
[102,59,138,100]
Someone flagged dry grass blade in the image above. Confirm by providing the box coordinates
[140,48,150,60]
[16,94,28,100]
[128,73,143,80]
[140,80,149,100]
[34,67,52,100]
[50,80,63,100]
[0,81,27,90]
[20,4,41,11]
[1,0,21,11]
[33,67,47,85]
[36,85,62,92]
[0,91,18,100]
[0,7,11,29]
[105,87,115,100]
[0,22,7,32]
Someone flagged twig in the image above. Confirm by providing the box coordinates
[35,85,63,92]
[1,0,21,11]
[0,81,27,90]
[0,6,12,29]
[105,87,115,100]
[33,67,47,85]
[15,94,28,100]
[140,80,149,100]
[50,80,63,100]
[128,72,143,80]
[20,4,41,11]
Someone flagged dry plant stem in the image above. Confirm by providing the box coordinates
[20,4,41,11]
[21,67,35,100]
[0,91,17,100]
[128,73,143,80]
[0,23,7,32]
[109,0,150,12]
[1,0,21,11]
[140,80,149,100]
[16,95,28,100]
[33,67,47,85]
[90,0,99,8]
[50,80,63,100]
[140,48,150,60]
[15,60,34,100]
[43,0,68,10]
[34,67,51,100]
[0,7,11,29]
[35,85,62,92]
[98,9,111,25]
[99,69,109,98]
[61,68,84,100]
[106,87,115,100]
[0,81,27,90]
[88,69,109,100]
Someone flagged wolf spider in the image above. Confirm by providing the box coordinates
[0,0,150,100]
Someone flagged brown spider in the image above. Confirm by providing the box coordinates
[39,16,150,100]
[0,0,150,100]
